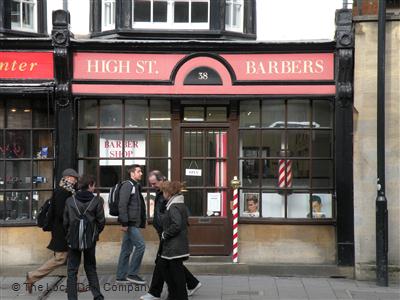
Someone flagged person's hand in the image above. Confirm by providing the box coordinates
[121,226,128,232]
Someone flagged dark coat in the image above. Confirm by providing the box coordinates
[153,189,167,237]
[63,190,106,248]
[118,179,146,228]
[47,186,73,252]
[160,194,189,260]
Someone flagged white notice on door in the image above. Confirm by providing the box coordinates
[207,192,221,213]
[185,169,202,176]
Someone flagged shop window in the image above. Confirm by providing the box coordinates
[225,0,243,32]
[238,99,334,221]
[0,98,54,224]
[78,99,171,220]
[132,0,209,30]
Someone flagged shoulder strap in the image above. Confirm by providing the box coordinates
[73,196,95,216]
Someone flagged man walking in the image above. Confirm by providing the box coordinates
[116,164,147,285]
[25,168,79,293]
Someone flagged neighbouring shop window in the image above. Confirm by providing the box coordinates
[11,0,37,32]
[0,98,54,224]
[225,0,243,32]
[132,0,209,30]
[102,0,116,31]
[78,99,171,219]
[238,99,334,221]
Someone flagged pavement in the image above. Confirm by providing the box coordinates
[1,273,399,300]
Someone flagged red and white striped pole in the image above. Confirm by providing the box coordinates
[278,159,293,188]
[231,176,240,263]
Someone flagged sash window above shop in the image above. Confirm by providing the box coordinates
[238,99,334,222]
[0,98,54,224]
[78,99,171,220]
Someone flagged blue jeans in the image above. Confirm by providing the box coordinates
[116,226,146,279]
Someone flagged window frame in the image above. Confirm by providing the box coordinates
[101,0,116,31]
[11,0,37,32]
[225,0,244,33]
[238,98,336,224]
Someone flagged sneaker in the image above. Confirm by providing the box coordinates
[139,293,160,300]
[187,282,202,297]
[126,274,146,285]
[115,278,129,284]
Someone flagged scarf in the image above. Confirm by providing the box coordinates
[59,177,76,194]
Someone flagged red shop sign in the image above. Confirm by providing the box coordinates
[0,51,54,79]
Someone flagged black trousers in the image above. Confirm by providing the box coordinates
[67,247,104,300]
[149,256,199,297]
[158,257,189,300]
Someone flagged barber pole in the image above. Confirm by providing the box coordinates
[278,159,292,188]
[230,176,240,263]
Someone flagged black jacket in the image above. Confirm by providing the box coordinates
[47,186,73,252]
[160,194,189,260]
[118,179,146,228]
[153,189,167,237]
[63,190,106,248]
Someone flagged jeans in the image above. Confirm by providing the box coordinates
[67,247,103,300]
[116,226,145,279]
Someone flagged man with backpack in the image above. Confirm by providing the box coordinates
[115,164,147,285]
[64,174,105,300]
[25,168,79,294]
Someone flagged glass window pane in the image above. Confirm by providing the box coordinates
[99,131,123,161]
[206,107,227,122]
[32,190,53,220]
[225,2,231,26]
[191,2,208,22]
[150,100,170,128]
[0,192,4,220]
[261,159,279,188]
[233,3,241,26]
[6,161,31,189]
[0,131,3,158]
[312,131,332,157]
[240,100,259,128]
[33,161,53,189]
[182,160,203,187]
[6,130,31,158]
[262,192,285,218]
[100,165,121,188]
[7,100,32,128]
[33,100,52,128]
[33,131,53,158]
[79,100,97,128]
[0,101,4,128]
[205,159,227,188]
[11,1,21,25]
[0,162,5,188]
[22,2,34,28]
[288,130,310,157]
[313,100,333,128]
[183,130,203,157]
[149,131,170,157]
[125,131,147,165]
[310,193,332,218]
[291,160,310,188]
[78,132,98,157]
[174,2,189,23]
[184,107,204,122]
[312,160,333,188]
[240,131,259,157]
[262,100,285,128]
[185,189,203,216]
[287,193,309,218]
[240,159,259,187]
[240,191,260,218]
[5,191,30,221]
[207,130,227,158]
[134,0,151,22]
[148,159,171,181]
[262,130,283,157]
[100,100,122,127]
[78,160,98,182]
[126,100,148,128]
[154,1,168,22]
[287,100,310,127]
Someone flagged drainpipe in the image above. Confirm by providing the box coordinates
[376,0,388,287]
[63,0,68,11]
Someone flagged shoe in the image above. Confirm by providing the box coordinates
[139,293,160,300]
[188,282,202,296]
[126,274,146,285]
[115,278,129,284]
[25,273,33,294]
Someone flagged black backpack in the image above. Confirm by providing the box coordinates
[68,196,96,250]
[37,198,54,231]
[108,181,133,216]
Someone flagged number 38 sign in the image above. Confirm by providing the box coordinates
[183,66,223,85]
